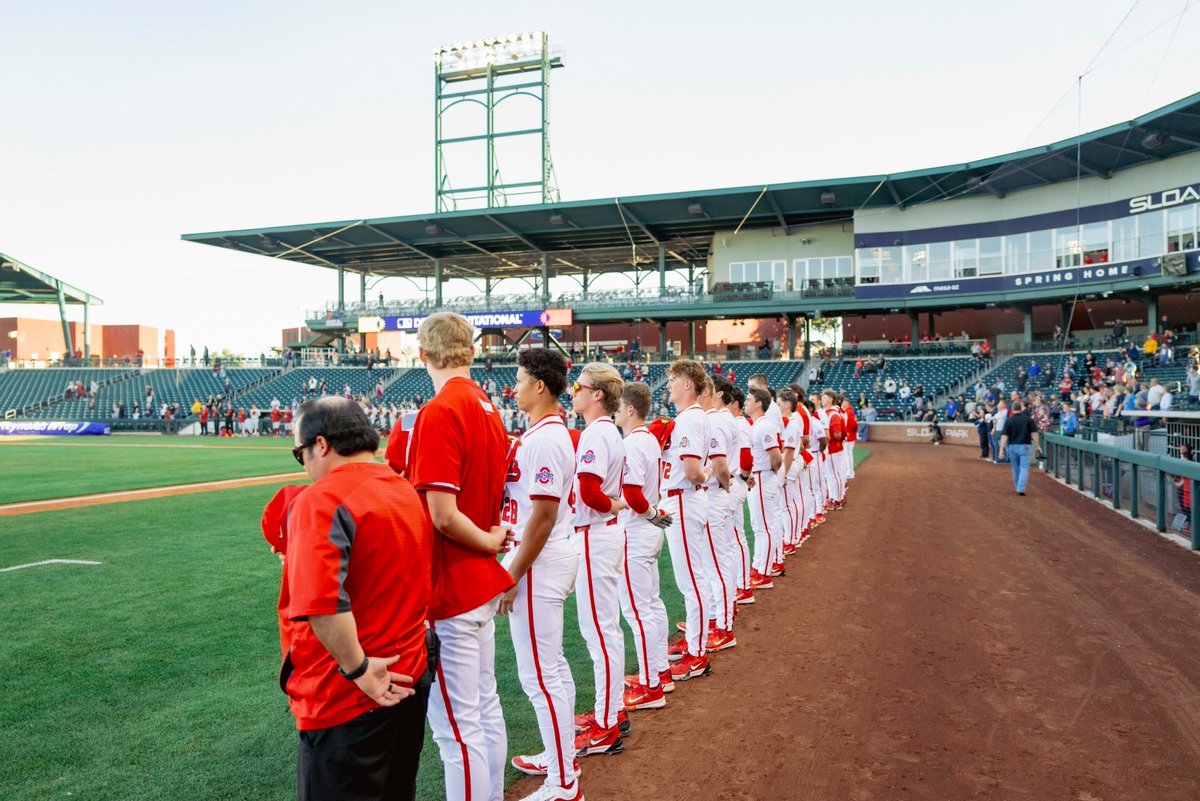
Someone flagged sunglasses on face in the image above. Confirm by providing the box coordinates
[292,441,315,466]
[572,381,596,394]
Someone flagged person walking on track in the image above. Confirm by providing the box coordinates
[501,348,585,801]
[999,400,1040,496]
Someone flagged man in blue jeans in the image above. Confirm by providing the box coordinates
[999,401,1041,496]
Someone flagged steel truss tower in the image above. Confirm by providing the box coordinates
[434,32,564,211]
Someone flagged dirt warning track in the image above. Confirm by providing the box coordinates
[509,443,1200,800]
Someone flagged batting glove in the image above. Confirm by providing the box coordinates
[647,509,674,530]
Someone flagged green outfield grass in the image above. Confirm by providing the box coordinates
[0,442,869,800]
[0,436,299,504]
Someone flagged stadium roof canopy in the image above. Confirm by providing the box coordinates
[182,91,1200,282]
[0,252,102,305]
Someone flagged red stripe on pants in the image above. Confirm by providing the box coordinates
[524,566,568,787]
[677,494,705,656]
[623,533,651,686]
[431,620,472,801]
[583,530,614,727]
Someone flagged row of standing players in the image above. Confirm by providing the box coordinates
[400,346,857,801]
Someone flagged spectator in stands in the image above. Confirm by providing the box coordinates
[898,380,912,401]
[883,377,897,399]
[971,404,991,460]
[1160,384,1174,413]
[1060,403,1079,437]
[945,397,958,422]
[860,402,875,440]
[1015,367,1028,394]
[990,400,1008,464]
[1058,374,1073,401]
[912,394,926,418]
[1147,378,1165,409]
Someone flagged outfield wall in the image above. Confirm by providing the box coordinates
[863,421,978,447]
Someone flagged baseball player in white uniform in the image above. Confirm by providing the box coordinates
[776,389,803,554]
[699,378,737,650]
[745,387,784,587]
[501,349,585,801]
[615,382,675,710]
[569,363,629,758]
[661,359,714,682]
[721,385,754,601]
[821,390,847,508]
[805,397,830,525]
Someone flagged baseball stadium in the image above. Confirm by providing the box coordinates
[5,9,1200,801]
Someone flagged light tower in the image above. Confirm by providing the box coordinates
[434,33,564,211]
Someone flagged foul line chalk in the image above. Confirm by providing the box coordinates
[0,559,103,573]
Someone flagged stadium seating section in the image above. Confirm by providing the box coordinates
[813,357,980,420]
[0,368,137,414]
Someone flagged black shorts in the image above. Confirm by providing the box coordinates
[296,677,431,801]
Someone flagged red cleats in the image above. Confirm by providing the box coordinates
[770,561,786,576]
[669,652,711,681]
[735,587,756,604]
[623,681,666,710]
[705,628,736,651]
[749,569,773,589]
[575,722,623,757]
[782,542,797,555]
[667,638,688,662]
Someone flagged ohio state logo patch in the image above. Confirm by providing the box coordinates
[581,449,596,464]
[679,437,689,447]
[709,437,719,449]
[535,467,554,485]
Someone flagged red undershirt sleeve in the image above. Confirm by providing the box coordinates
[740,448,753,471]
[578,473,613,513]
[622,484,649,515]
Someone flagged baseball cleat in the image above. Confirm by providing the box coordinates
[735,587,756,605]
[575,723,624,757]
[667,638,688,662]
[749,570,773,590]
[617,708,630,737]
[782,543,797,556]
[770,562,786,576]
[675,620,687,633]
[623,681,667,710]
[812,513,827,526]
[511,752,583,778]
[659,669,675,693]
[705,628,736,651]
[517,778,584,801]
[669,652,711,681]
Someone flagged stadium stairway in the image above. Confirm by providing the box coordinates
[3,368,139,418]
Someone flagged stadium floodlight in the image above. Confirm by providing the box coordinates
[435,32,564,211]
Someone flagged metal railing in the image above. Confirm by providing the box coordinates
[1044,432,1199,549]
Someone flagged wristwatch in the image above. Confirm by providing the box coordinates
[338,656,369,681]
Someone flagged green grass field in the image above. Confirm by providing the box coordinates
[0,438,868,800]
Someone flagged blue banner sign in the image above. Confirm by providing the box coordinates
[0,421,111,436]
[383,309,573,332]
[853,257,1168,301]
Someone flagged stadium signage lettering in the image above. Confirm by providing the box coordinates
[382,309,570,332]
[1128,184,1200,214]
[0,421,111,436]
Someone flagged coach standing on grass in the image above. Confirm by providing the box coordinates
[281,396,433,801]
[998,400,1040,496]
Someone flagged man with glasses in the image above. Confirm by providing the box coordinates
[283,396,432,801]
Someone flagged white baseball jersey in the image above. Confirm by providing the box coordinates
[733,414,752,454]
[620,426,662,526]
[573,416,625,527]
[504,414,576,544]
[749,415,782,471]
[808,413,826,453]
[661,403,706,491]
[783,412,801,452]
[702,408,733,489]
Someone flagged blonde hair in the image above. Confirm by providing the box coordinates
[418,312,475,369]
[582,362,624,415]
[667,359,707,394]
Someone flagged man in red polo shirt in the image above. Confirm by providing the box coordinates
[283,396,432,801]
[399,312,514,801]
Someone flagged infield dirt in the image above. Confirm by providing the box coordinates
[507,442,1200,800]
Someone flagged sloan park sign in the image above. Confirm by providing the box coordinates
[1129,183,1200,214]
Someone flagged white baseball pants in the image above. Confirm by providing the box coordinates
[574,524,627,731]
[730,480,751,589]
[845,441,856,479]
[506,539,579,791]
[749,471,783,573]
[428,596,507,801]
[620,519,667,687]
[824,449,845,504]
[702,487,737,631]
[664,489,711,657]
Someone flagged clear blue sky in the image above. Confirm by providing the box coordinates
[1,0,1196,356]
